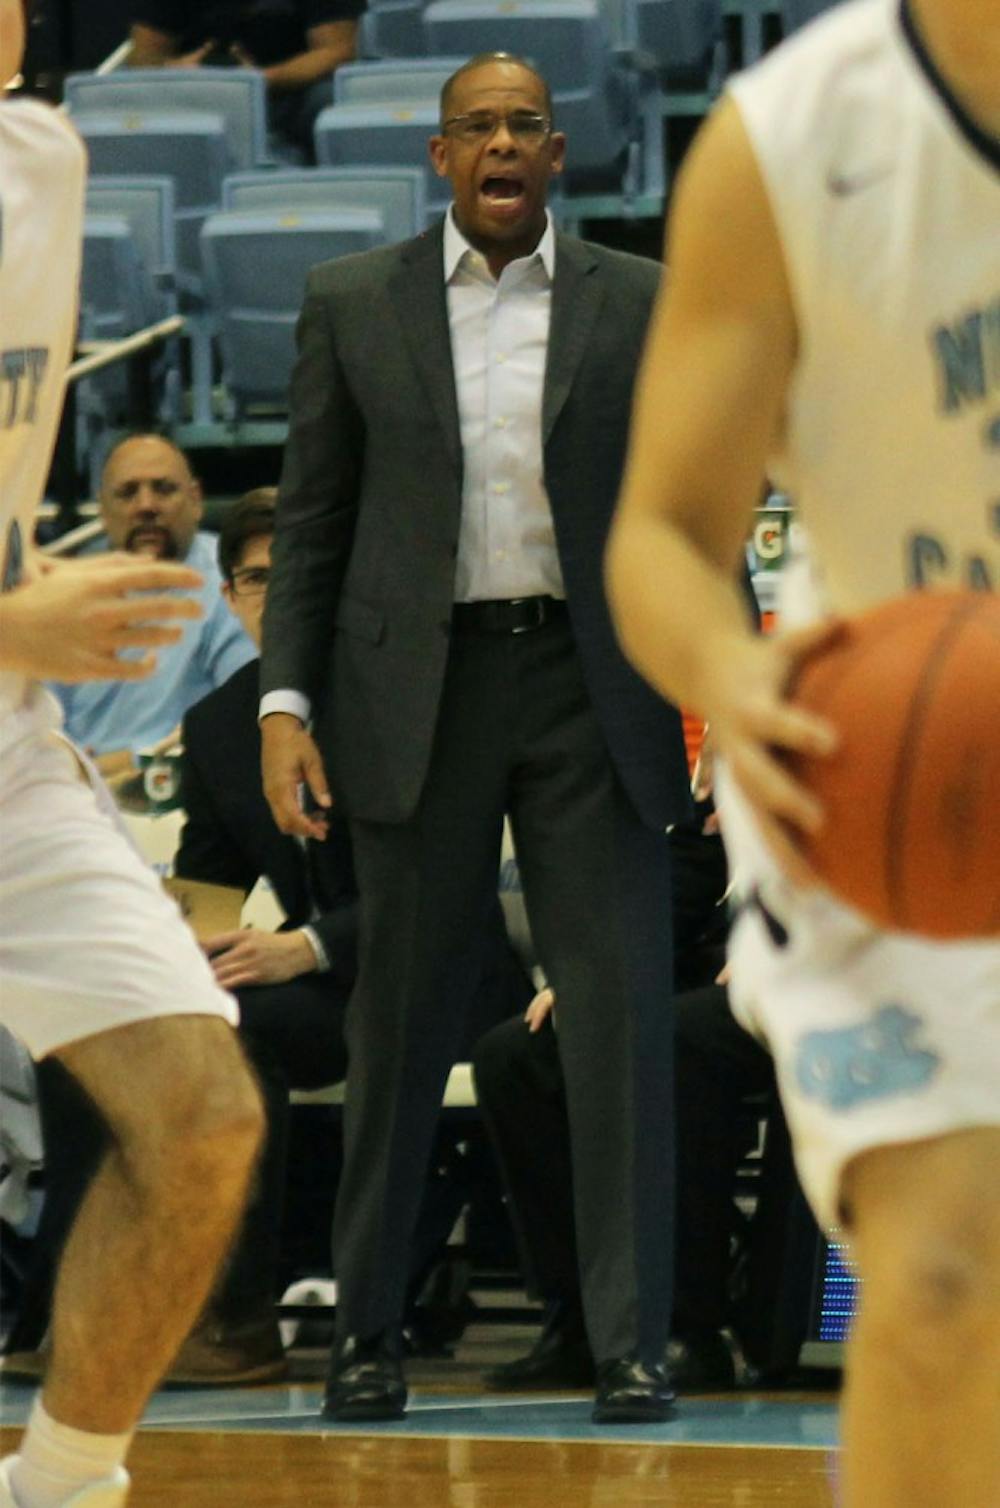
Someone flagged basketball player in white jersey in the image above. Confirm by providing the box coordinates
[0,6,264,1505]
[606,1,999,1504]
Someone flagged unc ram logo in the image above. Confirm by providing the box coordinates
[794,1004,941,1112]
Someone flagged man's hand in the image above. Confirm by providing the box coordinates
[701,619,842,885]
[261,712,331,840]
[0,555,203,683]
[525,986,555,1033]
[167,40,216,67]
[203,927,316,989]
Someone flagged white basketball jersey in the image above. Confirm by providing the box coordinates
[729,0,1000,615]
[0,100,85,729]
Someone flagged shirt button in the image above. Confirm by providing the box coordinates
[493,482,510,495]
[494,550,507,562]
[496,354,506,365]
[494,417,508,429]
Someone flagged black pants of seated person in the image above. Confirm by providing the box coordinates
[5,973,350,1354]
[471,983,794,1354]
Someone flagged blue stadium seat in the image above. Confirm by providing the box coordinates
[314,101,451,220]
[81,215,152,341]
[780,0,842,31]
[622,0,722,80]
[74,112,231,302]
[64,67,270,171]
[333,57,468,104]
[78,214,159,432]
[85,176,179,322]
[222,167,426,243]
[83,179,184,427]
[200,207,386,416]
[423,0,630,185]
[358,0,429,57]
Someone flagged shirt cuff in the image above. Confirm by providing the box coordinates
[259,689,312,725]
[300,925,330,973]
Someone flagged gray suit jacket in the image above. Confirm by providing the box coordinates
[261,219,692,831]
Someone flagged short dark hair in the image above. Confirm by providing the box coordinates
[217,487,277,583]
[440,53,553,127]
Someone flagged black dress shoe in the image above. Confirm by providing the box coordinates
[485,1305,595,1391]
[592,1354,677,1424]
[666,1331,737,1393]
[323,1331,407,1421]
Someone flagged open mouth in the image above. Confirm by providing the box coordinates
[480,176,526,209]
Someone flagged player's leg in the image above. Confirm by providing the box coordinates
[0,735,264,1504]
[840,1126,1000,1508]
[1,1018,262,1508]
[42,1015,263,1433]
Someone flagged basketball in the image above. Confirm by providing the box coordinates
[786,591,1000,939]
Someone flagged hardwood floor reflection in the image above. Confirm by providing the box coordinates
[3,1427,838,1506]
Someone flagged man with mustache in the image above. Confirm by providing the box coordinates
[52,433,256,777]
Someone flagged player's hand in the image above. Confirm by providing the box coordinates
[0,555,204,683]
[261,712,332,840]
[525,986,555,1033]
[229,42,256,68]
[701,619,842,885]
[203,927,316,989]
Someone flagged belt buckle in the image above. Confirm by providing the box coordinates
[510,597,545,635]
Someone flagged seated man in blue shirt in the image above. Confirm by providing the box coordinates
[128,0,366,158]
[52,433,256,779]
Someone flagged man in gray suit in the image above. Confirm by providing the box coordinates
[259,52,692,1424]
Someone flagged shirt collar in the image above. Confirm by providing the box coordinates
[444,206,556,284]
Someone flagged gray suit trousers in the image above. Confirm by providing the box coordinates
[333,614,675,1365]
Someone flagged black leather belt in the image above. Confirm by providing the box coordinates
[451,596,568,635]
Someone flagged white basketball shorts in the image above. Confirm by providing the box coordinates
[0,691,238,1060]
[717,767,1000,1233]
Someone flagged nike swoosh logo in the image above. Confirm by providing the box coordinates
[826,166,893,197]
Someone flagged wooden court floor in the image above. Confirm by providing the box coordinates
[1,1426,839,1506]
[0,1324,841,1505]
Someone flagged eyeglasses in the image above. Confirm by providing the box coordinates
[229,566,271,597]
[442,110,552,145]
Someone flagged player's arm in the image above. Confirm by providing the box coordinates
[0,551,204,683]
[606,99,839,877]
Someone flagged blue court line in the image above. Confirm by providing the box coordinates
[1,1382,840,1451]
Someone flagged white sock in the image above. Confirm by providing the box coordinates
[10,1398,132,1508]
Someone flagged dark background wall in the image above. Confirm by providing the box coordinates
[23,0,134,88]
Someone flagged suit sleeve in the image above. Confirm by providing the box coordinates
[308,902,359,989]
[174,714,259,892]
[259,267,365,704]
[303,817,358,987]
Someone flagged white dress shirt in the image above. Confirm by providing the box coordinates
[444,208,564,603]
[261,207,564,726]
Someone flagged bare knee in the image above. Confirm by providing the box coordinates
[854,1214,1000,1392]
[155,1029,263,1179]
[63,1016,265,1195]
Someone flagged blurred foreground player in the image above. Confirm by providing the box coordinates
[0,7,264,1504]
[607,2,999,1505]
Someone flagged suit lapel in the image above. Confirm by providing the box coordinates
[543,235,604,445]
[388,223,462,473]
